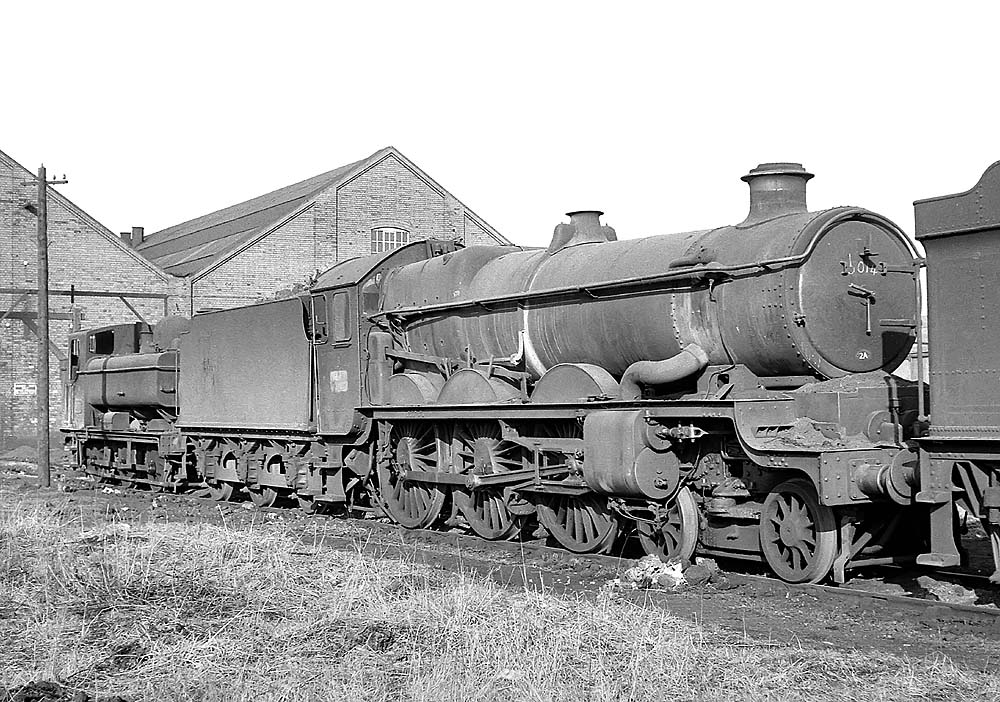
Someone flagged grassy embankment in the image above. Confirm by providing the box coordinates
[0,500,995,701]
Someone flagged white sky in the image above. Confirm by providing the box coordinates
[4,1,1000,249]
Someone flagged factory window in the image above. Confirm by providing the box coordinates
[371,226,409,253]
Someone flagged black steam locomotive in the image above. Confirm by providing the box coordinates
[62,160,1000,585]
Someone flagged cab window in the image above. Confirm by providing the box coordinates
[332,291,350,342]
[309,294,328,344]
[90,329,115,355]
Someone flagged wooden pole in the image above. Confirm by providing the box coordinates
[36,165,50,488]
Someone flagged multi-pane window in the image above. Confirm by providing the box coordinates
[371,226,410,253]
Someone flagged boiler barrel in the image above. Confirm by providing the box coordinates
[382,166,918,381]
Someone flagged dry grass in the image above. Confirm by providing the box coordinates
[0,501,997,702]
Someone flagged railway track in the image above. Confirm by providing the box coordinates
[167,483,1000,625]
[29,462,998,627]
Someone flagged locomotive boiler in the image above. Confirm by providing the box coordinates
[64,160,952,587]
[381,163,917,391]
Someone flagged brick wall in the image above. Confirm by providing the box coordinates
[335,153,452,261]
[192,152,507,310]
[0,155,176,447]
[192,207,319,310]
[463,211,496,246]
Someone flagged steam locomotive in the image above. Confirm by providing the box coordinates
[62,160,1000,585]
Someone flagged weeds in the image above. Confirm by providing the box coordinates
[1,501,997,701]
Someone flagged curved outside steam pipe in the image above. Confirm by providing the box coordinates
[619,344,710,400]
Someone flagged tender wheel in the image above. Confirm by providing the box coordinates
[248,486,279,508]
[759,478,837,583]
[537,493,620,554]
[377,421,447,529]
[637,486,699,563]
[452,422,526,540]
[207,480,236,502]
[296,494,322,514]
[208,451,241,501]
[143,450,167,492]
[249,453,285,508]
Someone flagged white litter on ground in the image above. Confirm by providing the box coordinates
[604,555,686,591]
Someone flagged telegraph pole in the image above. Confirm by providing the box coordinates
[27,165,67,488]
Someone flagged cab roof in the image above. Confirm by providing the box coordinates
[312,239,460,290]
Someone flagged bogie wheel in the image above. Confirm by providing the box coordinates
[537,493,620,554]
[637,486,699,563]
[377,421,448,529]
[452,422,526,540]
[759,478,837,584]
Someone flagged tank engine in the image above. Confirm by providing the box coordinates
[65,161,938,585]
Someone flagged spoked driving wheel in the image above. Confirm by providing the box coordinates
[537,493,620,554]
[636,486,699,563]
[452,422,527,540]
[377,421,448,529]
[759,478,837,583]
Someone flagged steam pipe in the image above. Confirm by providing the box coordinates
[620,344,710,400]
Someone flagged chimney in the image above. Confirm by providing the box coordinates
[119,231,132,246]
[548,210,618,254]
[740,163,813,225]
[131,226,145,246]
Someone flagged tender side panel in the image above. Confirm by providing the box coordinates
[179,297,312,430]
[923,231,1000,432]
[916,160,1000,436]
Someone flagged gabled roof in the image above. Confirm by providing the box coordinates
[0,147,170,281]
[137,146,509,278]
[137,152,374,277]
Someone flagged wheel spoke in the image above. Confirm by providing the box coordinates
[791,546,803,572]
[377,422,446,529]
[537,494,619,554]
[636,487,699,564]
[453,422,526,540]
[759,479,836,584]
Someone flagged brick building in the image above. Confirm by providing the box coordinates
[0,148,176,448]
[137,146,509,312]
[1,145,507,447]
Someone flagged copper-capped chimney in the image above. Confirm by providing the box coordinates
[548,210,618,254]
[740,162,813,225]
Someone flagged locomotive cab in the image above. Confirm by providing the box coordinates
[309,238,460,435]
[65,321,156,430]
